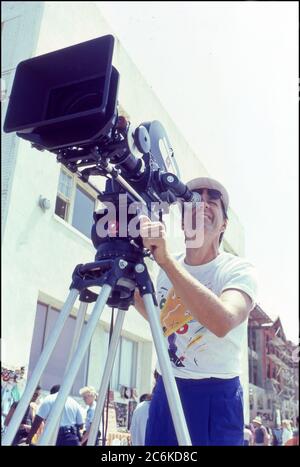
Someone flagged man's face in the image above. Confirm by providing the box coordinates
[182,188,227,244]
[83,392,95,406]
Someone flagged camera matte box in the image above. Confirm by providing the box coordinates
[4,35,116,150]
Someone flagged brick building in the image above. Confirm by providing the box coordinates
[248,307,299,427]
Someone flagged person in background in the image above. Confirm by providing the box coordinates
[272,423,283,446]
[282,419,293,445]
[26,384,84,446]
[79,386,100,446]
[130,394,152,446]
[4,385,42,445]
[252,416,268,446]
[130,371,159,445]
[243,424,254,446]
[285,416,299,446]
[265,421,273,446]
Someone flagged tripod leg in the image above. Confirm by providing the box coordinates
[37,284,112,445]
[48,301,89,446]
[142,293,192,446]
[87,308,125,446]
[66,301,89,371]
[2,289,79,446]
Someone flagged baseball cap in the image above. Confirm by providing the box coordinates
[186,177,229,213]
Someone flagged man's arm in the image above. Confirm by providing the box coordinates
[263,426,269,446]
[81,428,89,445]
[161,258,252,337]
[139,216,253,338]
[26,415,44,444]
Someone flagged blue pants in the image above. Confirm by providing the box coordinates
[145,375,244,446]
[56,426,80,446]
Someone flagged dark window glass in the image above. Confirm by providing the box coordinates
[28,302,89,395]
[55,196,69,220]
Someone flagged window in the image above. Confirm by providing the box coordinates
[248,328,257,351]
[28,302,89,395]
[71,185,95,238]
[257,396,264,410]
[252,332,257,351]
[55,168,97,239]
[249,394,254,410]
[253,365,258,386]
[104,331,138,392]
[55,170,73,221]
[267,399,272,410]
[119,338,137,388]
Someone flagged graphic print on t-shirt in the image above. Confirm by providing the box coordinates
[158,286,207,368]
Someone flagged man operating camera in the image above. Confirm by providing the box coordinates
[134,176,257,446]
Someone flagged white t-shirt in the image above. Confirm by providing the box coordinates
[156,251,258,379]
[244,428,253,442]
[37,393,84,427]
[129,401,151,446]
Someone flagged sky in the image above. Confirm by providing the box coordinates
[96,1,299,343]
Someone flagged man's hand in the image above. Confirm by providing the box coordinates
[139,215,171,266]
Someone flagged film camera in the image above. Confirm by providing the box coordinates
[4,34,199,307]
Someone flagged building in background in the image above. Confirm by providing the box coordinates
[248,309,299,427]
[2,1,251,441]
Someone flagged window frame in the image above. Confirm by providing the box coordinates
[118,336,138,390]
[55,167,100,237]
[104,331,138,392]
[55,169,74,222]
[28,301,90,395]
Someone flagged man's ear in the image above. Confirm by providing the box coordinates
[221,218,228,233]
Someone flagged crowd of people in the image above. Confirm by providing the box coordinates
[2,380,299,446]
[243,415,299,446]
[3,384,100,446]
[129,399,299,447]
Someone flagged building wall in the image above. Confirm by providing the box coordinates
[1,1,154,398]
[2,1,247,410]
[1,1,44,241]
[248,316,299,427]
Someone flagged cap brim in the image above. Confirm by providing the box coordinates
[186,177,229,212]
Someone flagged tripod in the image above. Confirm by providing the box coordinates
[2,255,192,446]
